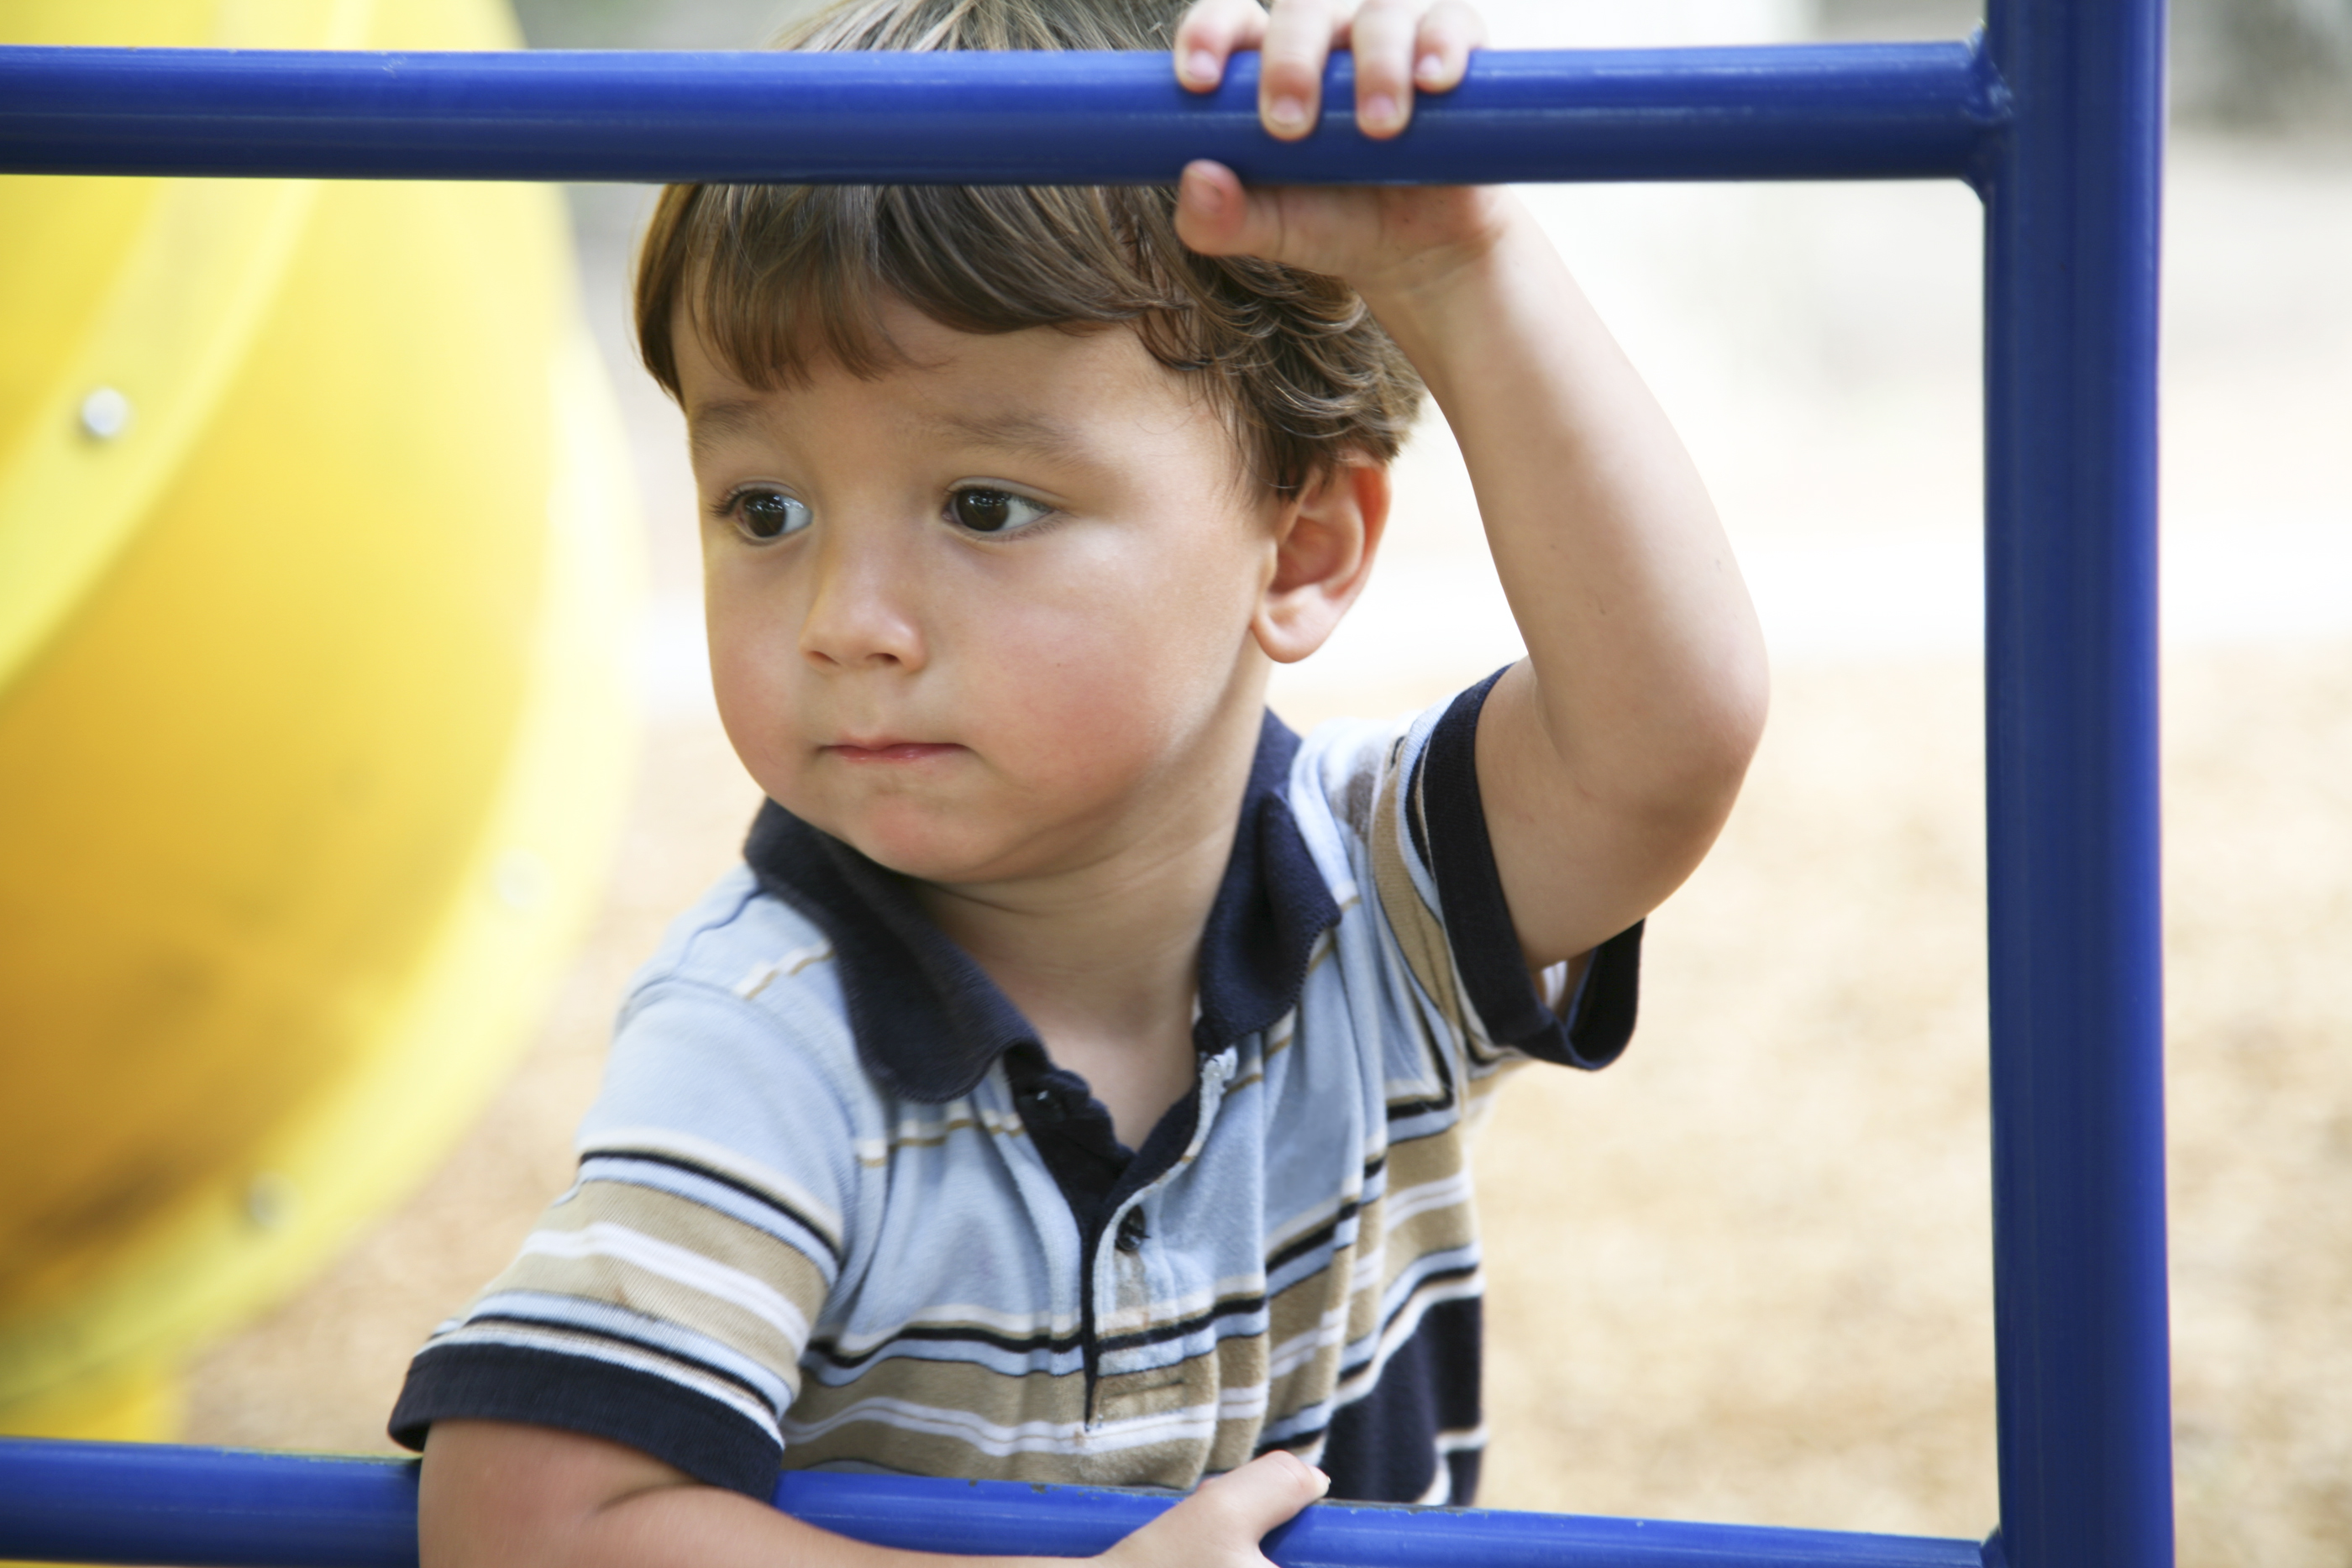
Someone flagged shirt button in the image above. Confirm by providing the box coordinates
[1028,1089,1064,1125]
[1116,1209,1148,1253]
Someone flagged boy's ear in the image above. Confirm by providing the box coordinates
[1252,458,1391,665]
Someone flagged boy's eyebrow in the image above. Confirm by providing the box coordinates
[685,397,770,463]
[916,409,1095,467]
[686,401,1093,469]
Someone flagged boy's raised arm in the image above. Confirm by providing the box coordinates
[420,1419,1328,1568]
[1175,0,1770,973]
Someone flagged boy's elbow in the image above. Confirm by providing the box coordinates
[1588,666,1770,887]
[1592,657,1769,833]
[1664,625,1770,814]
[1703,606,1772,768]
[1706,652,1772,802]
[1670,673,1769,839]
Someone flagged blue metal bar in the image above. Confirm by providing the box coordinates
[0,1439,1989,1568]
[1978,0,2173,1565]
[777,1470,1990,1566]
[0,43,2006,185]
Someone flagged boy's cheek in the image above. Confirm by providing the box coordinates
[704,646,809,794]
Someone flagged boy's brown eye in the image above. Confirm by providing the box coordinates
[949,489,1050,535]
[733,490,810,541]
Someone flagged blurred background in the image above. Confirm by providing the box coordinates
[2,1,2345,1565]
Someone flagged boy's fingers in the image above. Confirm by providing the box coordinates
[1412,0,1485,92]
[1186,1451,1331,1541]
[1102,1451,1327,1568]
[1173,0,1268,92]
[1348,0,1423,138]
[1257,0,1348,139]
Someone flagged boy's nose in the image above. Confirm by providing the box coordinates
[797,525,927,672]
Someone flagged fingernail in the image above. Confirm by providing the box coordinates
[1189,175,1225,215]
[1188,49,1218,83]
[1416,52,1444,84]
[1268,94,1309,132]
[1365,92,1399,130]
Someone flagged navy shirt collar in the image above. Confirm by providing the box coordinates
[742,711,1342,1104]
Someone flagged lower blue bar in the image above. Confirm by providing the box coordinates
[0,1439,1987,1568]
[777,1470,1987,1566]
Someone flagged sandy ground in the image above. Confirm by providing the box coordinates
[177,24,2352,1564]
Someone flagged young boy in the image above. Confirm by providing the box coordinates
[391,0,1767,1561]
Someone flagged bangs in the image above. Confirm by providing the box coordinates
[648,182,1198,392]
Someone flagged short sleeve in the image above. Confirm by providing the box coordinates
[388,979,860,1497]
[1302,671,1642,1075]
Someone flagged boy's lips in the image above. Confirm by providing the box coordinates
[823,740,963,763]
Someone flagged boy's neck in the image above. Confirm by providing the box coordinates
[911,698,1267,1148]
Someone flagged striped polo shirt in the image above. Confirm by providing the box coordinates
[390,675,1641,1505]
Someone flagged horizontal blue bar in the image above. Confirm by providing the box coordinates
[776,1470,1991,1567]
[0,1439,1989,1568]
[0,43,2003,186]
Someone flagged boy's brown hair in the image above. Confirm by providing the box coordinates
[634,0,1423,495]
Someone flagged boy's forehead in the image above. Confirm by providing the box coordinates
[677,302,1220,455]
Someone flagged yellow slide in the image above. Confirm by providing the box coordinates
[0,0,639,1440]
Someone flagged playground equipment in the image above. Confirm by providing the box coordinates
[0,1,2168,1564]
[0,0,638,1441]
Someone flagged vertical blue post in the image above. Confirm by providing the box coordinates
[1980,1,2171,1565]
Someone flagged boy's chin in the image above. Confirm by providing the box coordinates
[813,805,1028,887]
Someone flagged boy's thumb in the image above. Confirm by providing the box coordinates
[1175,160,1273,259]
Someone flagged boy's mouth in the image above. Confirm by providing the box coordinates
[824,741,963,764]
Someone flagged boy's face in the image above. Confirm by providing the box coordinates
[679,301,1286,888]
